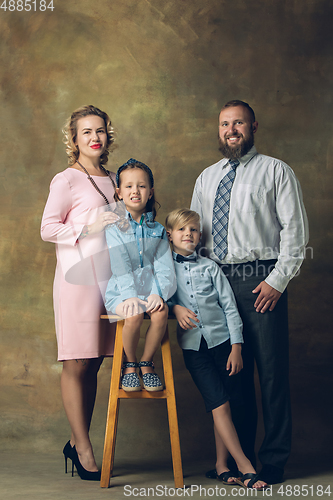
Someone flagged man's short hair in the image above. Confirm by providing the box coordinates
[165,208,200,232]
[221,100,256,123]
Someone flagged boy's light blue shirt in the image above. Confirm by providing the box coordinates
[168,251,243,350]
[104,211,176,313]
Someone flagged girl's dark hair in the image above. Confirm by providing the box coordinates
[115,159,160,220]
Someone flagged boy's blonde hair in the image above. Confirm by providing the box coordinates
[165,208,200,231]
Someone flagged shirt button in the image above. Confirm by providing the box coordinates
[190,295,193,298]
[195,310,198,314]
[186,281,190,285]
[199,325,202,329]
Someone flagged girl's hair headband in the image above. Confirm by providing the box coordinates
[116,158,154,188]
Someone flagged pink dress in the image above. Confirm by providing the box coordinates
[41,168,116,361]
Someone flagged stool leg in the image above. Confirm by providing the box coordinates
[161,326,184,488]
[101,320,124,487]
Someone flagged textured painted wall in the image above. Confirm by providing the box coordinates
[1,0,332,467]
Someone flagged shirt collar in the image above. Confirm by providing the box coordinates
[221,145,258,169]
[127,211,154,224]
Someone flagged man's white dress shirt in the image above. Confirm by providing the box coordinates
[190,146,309,293]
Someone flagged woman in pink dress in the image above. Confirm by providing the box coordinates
[41,105,119,480]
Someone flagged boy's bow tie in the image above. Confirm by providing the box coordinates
[176,253,197,263]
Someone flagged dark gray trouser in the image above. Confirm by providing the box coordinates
[222,260,291,470]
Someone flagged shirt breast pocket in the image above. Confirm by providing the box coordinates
[143,226,166,260]
[233,184,265,214]
[192,268,212,294]
[145,225,164,239]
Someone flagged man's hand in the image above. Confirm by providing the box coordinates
[173,305,200,330]
[252,281,282,313]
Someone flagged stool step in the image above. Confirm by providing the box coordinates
[118,388,167,399]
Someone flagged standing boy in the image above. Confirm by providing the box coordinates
[166,208,267,490]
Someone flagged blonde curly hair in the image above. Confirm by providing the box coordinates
[62,105,115,166]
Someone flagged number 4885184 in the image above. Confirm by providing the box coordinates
[1,1,54,11]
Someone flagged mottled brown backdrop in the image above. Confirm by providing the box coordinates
[0,0,332,473]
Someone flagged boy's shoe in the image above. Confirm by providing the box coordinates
[138,361,163,391]
[121,362,141,392]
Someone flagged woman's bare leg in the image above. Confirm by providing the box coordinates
[61,356,103,472]
[84,357,104,431]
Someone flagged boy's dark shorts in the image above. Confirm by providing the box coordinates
[182,337,242,413]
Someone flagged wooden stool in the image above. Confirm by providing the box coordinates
[100,314,184,488]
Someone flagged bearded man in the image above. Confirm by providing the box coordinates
[191,100,308,484]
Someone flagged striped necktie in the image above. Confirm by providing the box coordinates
[212,159,239,260]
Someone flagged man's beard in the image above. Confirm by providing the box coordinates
[218,130,254,159]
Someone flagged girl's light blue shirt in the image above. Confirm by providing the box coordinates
[104,211,176,313]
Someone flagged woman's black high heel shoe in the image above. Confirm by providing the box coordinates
[63,440,74,476]
[71,446,101,481]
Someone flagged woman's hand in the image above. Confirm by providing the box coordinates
[146,294,165,313]
[90,211,120,234]
[80,211,119,238]
[116,297,147,318]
